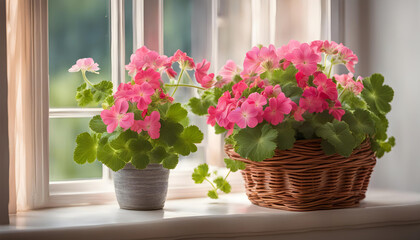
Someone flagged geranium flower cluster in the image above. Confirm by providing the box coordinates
[99,46,199,139]
[200,40,364,132]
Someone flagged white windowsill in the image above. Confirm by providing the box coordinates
[2,190,420,240]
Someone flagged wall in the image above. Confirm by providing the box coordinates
[343,0,420,192]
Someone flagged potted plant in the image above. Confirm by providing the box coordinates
[189,40,395,211]
[69,47,204,210]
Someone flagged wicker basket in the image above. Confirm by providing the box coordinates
[225,139,376,211]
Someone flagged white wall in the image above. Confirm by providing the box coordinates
[343,0,420,192]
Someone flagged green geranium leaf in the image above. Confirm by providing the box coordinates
[315,120,356,157]
[92,80,113,103]
[275,123,296,150]
[371,113,389,140]
[150,146,168,164]
[214,123,227,134]
[162,153,179,169]
[224,158,246,172]
[234,124,278,162]
[166,103,188,122]
[214,177,231,194]
[297,121,315,139]
[74,132,98,164]
[157,102,170,118]
[342,109,375,135]
[192,163,210,184]
[269,65,298,85]
[207,189,219,199]
[188,96,213,116]
[76,88,93,107]
[362,74,394,114]
[341,91,367,109]
[282,83,303,102]
[173,125,204,156]
[128,136,153,153]
[102,95,115,109]
[109,130,138,150]
[89,115,107,133]
[321,140,336,155]
[97,137,126,171]
[159,120,184,146]
[131,152,150,169]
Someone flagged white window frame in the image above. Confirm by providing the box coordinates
[33,0,332,208]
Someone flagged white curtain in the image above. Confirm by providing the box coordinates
[7,0,37,213]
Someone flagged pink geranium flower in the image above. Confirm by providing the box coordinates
[100,100,134,133]
[114,83,134,101]
[262,85,282,98]
[195,59,215,88]
[131,82,155,110]
[313,72,338,100]
[243,45,279,75]
[299,87,329,113]
[285,43,321,76]
[126,46,168,77]
[276,40,301,59]
[295,72,309,89]
[334,73,364,95]
[329,101,345,121]
[232,81,248,98]
[246,92,267,110]
[263,93,293,125]
[139,111,161,139]
[216,60,240,87]
[337,45,358,73]
[134,69,162,89]
[228,102,259,129]
[171,50,195,69]
[293,106,306,121]
[68,58,100,73]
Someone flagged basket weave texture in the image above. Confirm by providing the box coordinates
[225,139,376,211]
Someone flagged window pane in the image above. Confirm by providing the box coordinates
[217,0,252,69]
[48,0,111,108]
[125,0,133,82]
[49,118,103,181]
[163,0,207,167]
[274,0,322,45]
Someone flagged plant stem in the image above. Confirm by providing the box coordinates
[171,68,185,97]
[205,177,217,190]
[185,71,194,84]
[165,83,205,90]
[327,62,334,78]
[81,71,94,88]
[223,170,231,182]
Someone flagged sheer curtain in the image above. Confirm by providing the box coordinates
[7,0,37,213]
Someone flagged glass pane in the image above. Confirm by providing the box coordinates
[274,0,322,46]
[125,0,133,82]
[49,118,103,181]
[48,0,111,108]
[217,0,252,69]
[164,0,207,166]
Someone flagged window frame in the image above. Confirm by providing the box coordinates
[33,0,332,208]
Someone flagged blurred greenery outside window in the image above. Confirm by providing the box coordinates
[49,0,206,182]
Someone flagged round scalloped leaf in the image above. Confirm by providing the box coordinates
[89,115,107,133]
[224,158,246,172]
[162,153,179,169]
[315,120,356,157]
[342,109,375,136]
[362,74,394,114]
[131,152,150,169]
[97,137,126,171]
[192,163,210,184]
[214,177,231,194]
[275,123,296,150]
[74,132,98,164]
[234,124,278,162]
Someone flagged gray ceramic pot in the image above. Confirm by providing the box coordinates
[113,163,170,210]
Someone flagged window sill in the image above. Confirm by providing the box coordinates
[2,190,420,240]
